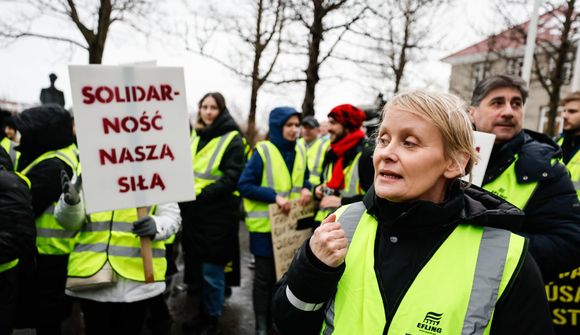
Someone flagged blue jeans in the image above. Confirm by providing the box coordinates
[201,262,225,317]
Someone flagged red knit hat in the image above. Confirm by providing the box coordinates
[328,104,366,130]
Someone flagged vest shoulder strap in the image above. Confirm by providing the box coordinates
[336,201,367,243]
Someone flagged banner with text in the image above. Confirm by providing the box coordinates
[270,201,314,281]
[69,65,195,213]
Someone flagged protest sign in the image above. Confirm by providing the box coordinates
[69,65,195,213]
[269,201,314,280]
[463,131,495,187]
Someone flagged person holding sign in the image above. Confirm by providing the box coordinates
[179,92,246,334]
[468,75,580,282]
[54,171,180,335]
[238,106,312,335]
[272,91,553,334]
[13,104,79,334]
[313,104,374,226]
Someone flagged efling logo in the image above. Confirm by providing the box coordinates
[416,312,443,334]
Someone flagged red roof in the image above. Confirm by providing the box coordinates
[442,6,570,63]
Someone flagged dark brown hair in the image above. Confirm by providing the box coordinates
[197,92,227,127]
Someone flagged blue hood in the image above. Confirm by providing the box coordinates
[268,106,300,152]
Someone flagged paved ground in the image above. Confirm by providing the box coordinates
[14,222,256,335]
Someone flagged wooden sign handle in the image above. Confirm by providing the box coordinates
[137,207,154,283]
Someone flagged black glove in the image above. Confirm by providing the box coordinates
[132,216,157,239]
[60,170,82,205]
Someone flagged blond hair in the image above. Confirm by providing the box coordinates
[382,91,478,181]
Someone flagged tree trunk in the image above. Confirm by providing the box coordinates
[247,78,260,147]
[88,43,104,64]
[301,2,323,117]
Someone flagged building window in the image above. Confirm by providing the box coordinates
[506,58,523,77]
[472,62,490,86]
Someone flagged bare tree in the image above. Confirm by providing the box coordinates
[184,0,287,145]
[287,0,367,116]
[0,0,155,64]
[485,0,579,136]
[347,0,448,96]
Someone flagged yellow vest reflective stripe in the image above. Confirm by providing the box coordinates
[0,258,19,273]
[315,152,364,221]
[68,207,167,282]
[298,138,330,186]
[243,141,307,233]
[192,130,239,196]
[319,202,525,335]
[1,137,19,169]
[482,155,538,209]
[21,145,79,255]
[557,138,580,199]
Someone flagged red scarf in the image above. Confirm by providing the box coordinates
[326,129,365,190]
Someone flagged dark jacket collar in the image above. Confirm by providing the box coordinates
[484,129,562,184]
[559,131,580,164]
[362,181,524,232]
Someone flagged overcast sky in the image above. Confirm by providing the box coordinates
[0,0,533,131]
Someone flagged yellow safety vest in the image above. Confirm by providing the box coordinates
[243,141,307,233]
[557,137,580,199]
[315,152,364,221]
[0,259,19,273]
[298,137,330,186]
[482,154,539,210]
[1,137,19,170]
[317,202,525,335]
[68,207,167,282]
[191,130,240,196]
[21,144,79,255]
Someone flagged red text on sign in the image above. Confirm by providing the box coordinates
[82,84,179,104]
[118,173,166,193]
[99,144,175,165]
[102,111,163,134]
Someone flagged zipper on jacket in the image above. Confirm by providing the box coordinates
[380,220,456,333]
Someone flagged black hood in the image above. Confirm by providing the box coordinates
[13,104,74,166]
[196,108,241,140]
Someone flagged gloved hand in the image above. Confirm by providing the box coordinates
[132,216,157,239]
[60,170,82,205]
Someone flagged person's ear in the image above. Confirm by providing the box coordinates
[467,106,477,124]
[443,153,469,179]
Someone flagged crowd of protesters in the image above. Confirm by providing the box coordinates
[0,73,579,335]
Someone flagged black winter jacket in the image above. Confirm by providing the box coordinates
[14,104,76,217]
[12,104,75,326]
[0,149,35,265]
[482,130,580,280]
[179,109,245,264]
[273,184,554,335]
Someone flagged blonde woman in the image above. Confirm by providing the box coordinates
[273,91,553,334]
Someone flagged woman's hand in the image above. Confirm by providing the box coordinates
[309,214,347,268]
[276,195,291,214]
[299,188,312,206]
[320,195,341,209]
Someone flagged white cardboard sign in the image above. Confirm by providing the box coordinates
[69,65,195,213]
[463,131,496,187]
